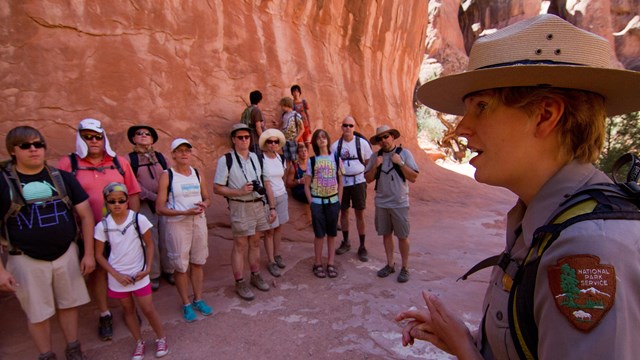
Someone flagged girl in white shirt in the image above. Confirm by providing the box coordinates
[94,182,168,360]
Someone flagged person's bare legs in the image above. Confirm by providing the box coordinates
[28,319,52,355]
[231,236,249,279]
[383,233,395,266]
[190,264,204,301]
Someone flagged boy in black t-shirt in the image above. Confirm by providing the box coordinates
[0,126,95,360]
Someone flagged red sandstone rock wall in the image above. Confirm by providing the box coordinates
[0,1,428,172]
[426,0,640,80]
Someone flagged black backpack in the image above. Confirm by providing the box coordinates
[459,153,640,360]
[128,151,168,178]
[336,131,369,166]
[373,146,405,190]
[101,212,146,272]
[167,167,200,195]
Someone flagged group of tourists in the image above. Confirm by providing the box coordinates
[2,13,640,360]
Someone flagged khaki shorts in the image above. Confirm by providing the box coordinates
[229,200,270,237]
[165,214,209,273]
[270,193,289,229]
[374,207,410,239]
[7,242,90,324]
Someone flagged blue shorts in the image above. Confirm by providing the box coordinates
[310,201,340,238]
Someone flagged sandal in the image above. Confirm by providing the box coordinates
[326,265,338,278]
[313,264,326,278]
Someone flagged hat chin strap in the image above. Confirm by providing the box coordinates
[75,132,116,158]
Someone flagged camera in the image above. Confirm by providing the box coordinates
[251,180,266,196]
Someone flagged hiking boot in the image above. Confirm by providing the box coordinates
[98,314,113,341]
[150,278,160,291]
[250,273,270,291]
[132,340,145,360]
[357,246,369,262]
[162,272,175,285]
[335,241,351,255]
[377,264,395,278]
[236,280,255,301]
[182,304,197,322]
[274,255,286,269]
[65,341,86,360]
[192,299,213,316]
[155,337,169,358]
[267,262,281,277]
[38,352,57,360]
[397,267,410,283]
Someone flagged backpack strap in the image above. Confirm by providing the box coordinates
[133,212,147,272]
[156,151,168,170]
[128,152,140,175]
[374,146,405,190]
[70,153,125,177]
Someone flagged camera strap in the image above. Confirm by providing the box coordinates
[233,150,262,186]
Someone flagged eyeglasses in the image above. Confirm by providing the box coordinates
[266,139,280,145]
[174,148,192,154]
[81,134,104,141]
[342,124,354,128]
[235,135,251,141]
[17,141,46,150]
[106,199,127,205]
[135,131,151,136]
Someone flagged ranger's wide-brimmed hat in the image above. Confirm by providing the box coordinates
[417,14,640,117]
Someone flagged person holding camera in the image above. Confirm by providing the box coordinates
[214,123,277,301]
[156,138,212,322]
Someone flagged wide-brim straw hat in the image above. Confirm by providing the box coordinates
[259,128,286,150]
[417,14,640,117]
[369,125,400,145]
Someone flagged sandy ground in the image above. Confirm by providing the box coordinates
[0,159,516,360]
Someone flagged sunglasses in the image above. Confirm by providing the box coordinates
[81,134,104,141]
[17,141,46,150]
[106,199,127,205]
[135,131,151,136]
[266,139,280,145]
[342,124,354,128]
[379,134,391,140]
[235,135,251,141]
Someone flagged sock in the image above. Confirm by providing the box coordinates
[100,311,111,317]
[235,278,244,283]
[342,231,349,243]
[359,234,365,247]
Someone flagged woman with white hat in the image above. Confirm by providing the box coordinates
[396,14,640,359]
[258,128,288,277]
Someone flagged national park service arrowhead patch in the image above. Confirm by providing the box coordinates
[547,255,615,332]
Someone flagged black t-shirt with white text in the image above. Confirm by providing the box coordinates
[0,167,89,260]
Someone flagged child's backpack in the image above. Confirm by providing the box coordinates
[101,212,146,272]
[69,153,125,177]
[458,153,640,360]
[128,151,168,177]
[0,160,74,252]
[241,105,255,127]
[373,146,405,190]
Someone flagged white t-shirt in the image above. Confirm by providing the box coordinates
[330,136,372,186]
[94,210,153,292]
[262,154,286,197]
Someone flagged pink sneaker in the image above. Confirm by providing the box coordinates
[132,340,145,360]
[155,337,169,358]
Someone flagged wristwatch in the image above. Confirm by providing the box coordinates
[399,160,406,167]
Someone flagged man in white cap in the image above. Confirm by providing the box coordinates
[58,118,141,341]
[364,125,419,283]
[213,123,276,301]
[396,14,640,359]
[127,125,174,291]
